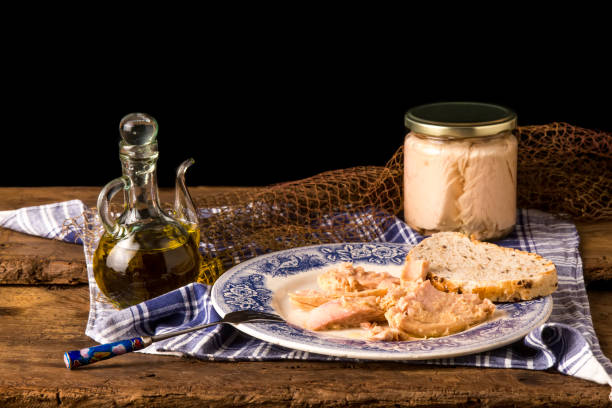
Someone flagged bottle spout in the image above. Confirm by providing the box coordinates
[174,158,198,226]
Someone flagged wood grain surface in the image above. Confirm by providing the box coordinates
[1,187,611,407]
[0,284,610,407]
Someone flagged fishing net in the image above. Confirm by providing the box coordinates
[190,122,611,270]
[515,122,612,219]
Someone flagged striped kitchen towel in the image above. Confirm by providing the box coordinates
[1,200,611,395]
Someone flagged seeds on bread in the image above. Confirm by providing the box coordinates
[408,232,558,302]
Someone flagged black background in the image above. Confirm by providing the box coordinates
[3,29,609,189]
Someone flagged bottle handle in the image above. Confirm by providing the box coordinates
[97,176,131,237]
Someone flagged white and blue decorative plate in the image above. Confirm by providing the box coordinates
[211,242,553,360]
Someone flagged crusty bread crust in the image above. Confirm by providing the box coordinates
[410,232,558,302]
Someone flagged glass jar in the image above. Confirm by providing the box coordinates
[403,102,518,240]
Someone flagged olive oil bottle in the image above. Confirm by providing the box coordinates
[93,113,223,309]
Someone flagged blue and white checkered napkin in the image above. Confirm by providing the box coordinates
[1,201,611,394]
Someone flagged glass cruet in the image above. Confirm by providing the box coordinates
[93,113,205,309]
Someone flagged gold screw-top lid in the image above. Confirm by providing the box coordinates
[404,102,517,139]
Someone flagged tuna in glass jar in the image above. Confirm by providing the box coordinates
[403,102,518,240]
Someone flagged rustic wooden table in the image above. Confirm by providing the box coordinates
[1,187,611,407]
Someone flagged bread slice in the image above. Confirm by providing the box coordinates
[408,232,557,302]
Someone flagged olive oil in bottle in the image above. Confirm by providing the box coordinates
[93,223,200,309]
[93,113,223,309]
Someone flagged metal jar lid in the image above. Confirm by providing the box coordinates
[404,102,517,138]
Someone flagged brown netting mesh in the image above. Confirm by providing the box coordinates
[193,163,404,269]
[68,122,611,273]
[515,122,612,219]
[189,122,611,270]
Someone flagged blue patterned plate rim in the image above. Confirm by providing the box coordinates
[211,242,553,360]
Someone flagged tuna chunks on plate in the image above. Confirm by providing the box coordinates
[306,296,386,331]
[385,280,495,338]
[292,259,496,340]
[401,257,428,284]
[317,263,399,293]
[289,288,387,311]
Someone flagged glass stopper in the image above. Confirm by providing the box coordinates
[119,113,158,145]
